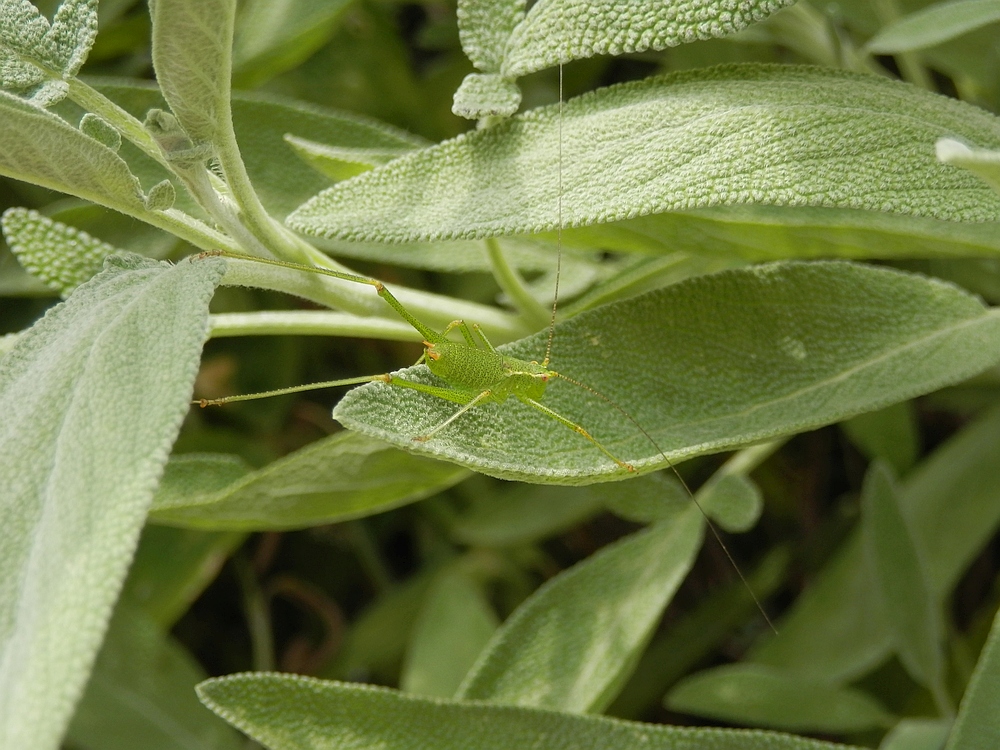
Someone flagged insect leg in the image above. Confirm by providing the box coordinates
[470,323,498,354]
[197,374,391,407]
[441,320,477,346]
[518,396,634,472]
[413,389,493,442]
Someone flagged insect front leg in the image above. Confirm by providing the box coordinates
[382,376,493,441]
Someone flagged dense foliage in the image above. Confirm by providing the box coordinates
[3,1,1000,749]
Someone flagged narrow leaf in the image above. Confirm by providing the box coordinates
[882,719,951,750]
[400,568,499,698]
[666,664,894,733]
[150,0,237,145]
[2,207,118,295]
[502,0,795,77]
[149,432,468,531]
[283,134,414,181]
[0,89,144,212]
[335,262,1000,482]
[0,253,225,750]
[456,505,702,712]
[842,402,919,476]
[289,65,1000,243]
[943,603,1000,748]
[866,0,1000,54]
[198,673,860,750]
[937,138,1000,196]
[66,603,242,750]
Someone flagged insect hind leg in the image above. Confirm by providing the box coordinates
[518,396,634,472]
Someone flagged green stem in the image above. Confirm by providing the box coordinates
[209,311,421,341]
[874,0,935,90]
[233,554,274,672]
[485,238,550,329]
[347,521,394,595]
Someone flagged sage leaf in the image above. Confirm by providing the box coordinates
[944,606,1000,749]
[149,432,468,531]
[289,65,1000,243]
[666,664,894,733]
[66,603,242,750]
[842,402,919,476]
[937,137,1000,196]
[2,207,118,295]
[334,262,1000,482]
[150,0,236,145]
[283,134,414,181]
[0,89,144,212]
[882,719,951,750]
[79,113,122,151]
[0,253,224,750]
[456,506,702,712]
[866,0,1000,54]
[501,0,795,78]
[452,72,522,119]
[197,673,863,750]
[457,0,524,73]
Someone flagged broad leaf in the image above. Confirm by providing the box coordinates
[866,0,1000,54]
[501,0,795,78]
[0,88,144,212]
[66,603,242,750]
[288,65,1000,243]
[666,664,894,733]
[149,432,468,531]
[0,253,224,749]
[456,505,702,712]
[945,606,1000,748]
[197,673,860,750]
[150,0,236,145]
[334,262,1000,482]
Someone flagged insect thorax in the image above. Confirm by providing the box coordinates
[424,342,550,400]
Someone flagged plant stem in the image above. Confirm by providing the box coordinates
[209,311,422,341]
[874,0,935,90]
[233,554,275,672]
[485,237,550,329]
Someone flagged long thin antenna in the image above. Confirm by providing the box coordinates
[543,64,564,369]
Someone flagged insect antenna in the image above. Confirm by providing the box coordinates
[548,65,777,635]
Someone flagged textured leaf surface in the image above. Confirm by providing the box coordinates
[289,65,1000,243]
[66,604,242,750]
[945,606,1000,749]
[667,664,893,733]
[151,0,236,145]
[197,673,859,750]
[457,0,524,73]
[2,207,117,295]
[0,89,143,211]
[150,432,468,531]
[752,404,1000,682]
[456,507,702,712]
[501,0,795,77]
[0,253,224,749]
[866,0,1000,54]
[334,262,1000,482]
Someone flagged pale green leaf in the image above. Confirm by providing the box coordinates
[842,401,919,476]
[150,0,236,145]
[457,0,524,73]
[449,483,605,547]
[145,178,176,211]
[861,462,946,699]
[2,207,118,295]
[80,112,122,151]
[0,88,144,211]
[699,473,764,533]
[334,262,1000,483]
[149,432,468,531]
[501,0,795,77]
[456,506,702,712]
[289,65,1000,243]
[882,719,951,750]
[667,664,894,733]
[66,603,242,750]
[401,568,499,698]
[945,604,1000,749]
[866,0,1000,54]
[0,253,224,750]
[283,133,415,181]
[752,404,1000,682]
[937,138,1000,196]
[46,0,99,77]
[602,473,689,524]
[197,673,863,750]
[452,72,522,119]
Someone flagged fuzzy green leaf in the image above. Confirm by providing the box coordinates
[699,473,764,534]
[945,606,1000,749]
[401,568,499,698]
[501,0,795,77]
[150,0,236,145]
[667,664,894,733]
[66,603,242,750]
[0,253,224,750]
[283,134,415,181]
[866,0,1000,54]
[456,505,702,712]
[289,65,1000,243]
[2,207,117,295]
[452,72,522,119]
[937,138,1000,196]
[149,432,468,531]
[198,673,860,750]
[457,0,524,73]
[0,88,144,211]
[334,262,1000,483]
